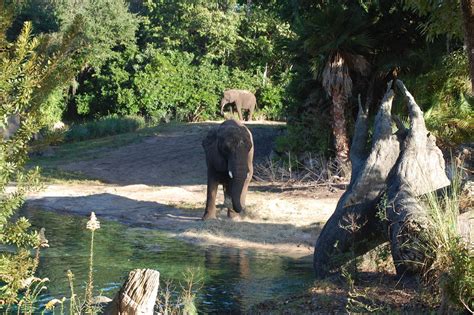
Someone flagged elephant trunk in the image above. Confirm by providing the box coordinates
[231,177,247,213]
[220,98,227,115]
[229,158,249,213]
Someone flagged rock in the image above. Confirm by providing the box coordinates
[458,210,474,247]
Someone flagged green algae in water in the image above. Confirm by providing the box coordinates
[22,209,313,313]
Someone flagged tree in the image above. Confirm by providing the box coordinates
[403,0,473,94]
[0,1,91,306]
[140,0,241,64]
[402,0,463,41]
[302,3,371,166]
[231,5,295,76]
[0,16,84,303]
[460,0,474,94]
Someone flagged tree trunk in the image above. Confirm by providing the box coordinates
[314,83,399,277]
[105,269,160,315]
[386,81,450,274]
[461,0,474,94]
[331,92,351,165]
[313,80,450,278]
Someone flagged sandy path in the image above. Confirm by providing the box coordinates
[26,122,342,257]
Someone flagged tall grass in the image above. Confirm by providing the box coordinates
[156,268,202,315]
[65,115,146,142]
[419,166,473,312]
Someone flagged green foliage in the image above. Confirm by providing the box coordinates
[141,0,241,63]
[402,0,463,40]
[132,50,228,121]
[231,5,295,74]
[71,46,289,122]
[65,1,291,121]
[276,113,331,155]
[0,1,91,306]
[406,50,473,146]
[0,18,59,303]
[440,239,474,312]
[65,115,145,142]
[39,88,67,127]
[0,19,45,304]
[258,83,286,120]
[54,0,138,68]
[419,168,473,312]
[302,2,372,76]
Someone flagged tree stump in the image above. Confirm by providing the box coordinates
[105,269,160,315]
[313,80,450,278]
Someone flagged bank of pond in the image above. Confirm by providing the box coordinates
[22,208,313,313]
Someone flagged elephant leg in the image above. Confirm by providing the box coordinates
[248,106,254,121]
[237,108,243,121]
[223,182,239,219]
[203,174,219,220]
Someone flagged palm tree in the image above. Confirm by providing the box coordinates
[303,3,371,166]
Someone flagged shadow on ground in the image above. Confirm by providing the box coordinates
[53,122,285,187]
[26,192,320,248]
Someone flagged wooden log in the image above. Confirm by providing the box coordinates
[105,269,160,315]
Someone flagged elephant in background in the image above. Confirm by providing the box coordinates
[202,119,254,220]
[220,89,257,121]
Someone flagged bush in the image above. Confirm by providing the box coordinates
[406,50,473,146]
[133,50,264,122]
[65,115,145,142]
[419,168,474,312]
[276,80,332,156]
[68,48,290,123]
[257,82,287,121]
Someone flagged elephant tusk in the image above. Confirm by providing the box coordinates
[228,170,233,178]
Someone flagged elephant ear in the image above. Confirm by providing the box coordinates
[202,128,217,151]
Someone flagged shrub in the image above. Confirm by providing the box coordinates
[257,82,286,121]
[276,106,331,156]
[406,50,473,146]
[419,168,474,312]
[68,48,289,123]
[65,115,145,142]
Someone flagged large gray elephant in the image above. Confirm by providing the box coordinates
[220,89,257,121]
[202,119,254,220]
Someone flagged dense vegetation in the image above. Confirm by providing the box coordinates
[1,0,473,311]
[6,0,472,156]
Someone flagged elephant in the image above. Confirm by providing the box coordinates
[220,89,257,121]
[202,119,254,220]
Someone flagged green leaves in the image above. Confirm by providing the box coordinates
[403,0,463,41]
[0,1,91,305]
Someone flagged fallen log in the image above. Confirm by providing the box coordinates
[313,80,450,278]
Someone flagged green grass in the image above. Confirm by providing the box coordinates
[28,122,186,184]
[64,115,146,142]
[418,167,473,312]
[38,168,102,184]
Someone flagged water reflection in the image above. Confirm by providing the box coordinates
[21,209,313,313]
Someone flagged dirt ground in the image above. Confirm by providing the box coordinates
[26,121,343,258]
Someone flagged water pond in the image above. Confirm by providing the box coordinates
[21,208,314,313]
